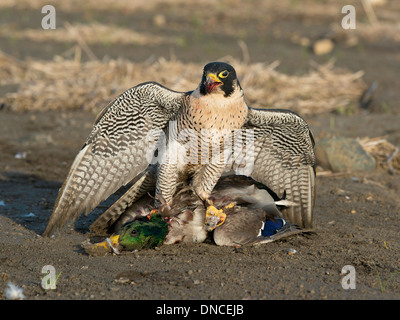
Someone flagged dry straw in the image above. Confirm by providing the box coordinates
[359,136,400,172]
[0,22,177,47]
[0,50,366,116]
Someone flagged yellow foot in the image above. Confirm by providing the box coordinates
[205,202,235,231]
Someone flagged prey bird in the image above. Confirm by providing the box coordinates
[82,175,307,255]
[43,62,315,237]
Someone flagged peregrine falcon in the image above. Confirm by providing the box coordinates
[43,62,316,236]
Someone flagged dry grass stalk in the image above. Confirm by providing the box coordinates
[315,170,348,177]
[0,50,366,116]
[332,21,400,43]
[0,22,178,46]
[0,0,191,12]
[359,136,400,172]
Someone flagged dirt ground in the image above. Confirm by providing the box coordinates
[0,0,399,300]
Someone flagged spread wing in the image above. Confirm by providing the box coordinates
[232,108,316,228]
[43,82,185,236]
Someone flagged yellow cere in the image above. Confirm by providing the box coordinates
[207,73,221,83]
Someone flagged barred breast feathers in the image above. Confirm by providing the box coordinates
[186,85,248,131]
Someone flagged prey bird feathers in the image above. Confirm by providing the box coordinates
[43,62,315,236]
[83,176,307,254]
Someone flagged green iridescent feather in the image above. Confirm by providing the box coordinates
[118,214,168,250]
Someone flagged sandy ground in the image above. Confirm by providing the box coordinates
[0,0,400,300]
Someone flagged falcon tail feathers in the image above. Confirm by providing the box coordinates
[43,145,91,237]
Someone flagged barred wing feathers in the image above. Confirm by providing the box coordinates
[43,82,184,236]
[235,108,316,228]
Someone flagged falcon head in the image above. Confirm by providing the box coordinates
[199,62,241,97]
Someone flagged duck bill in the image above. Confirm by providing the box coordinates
[83,234,121,256]
[205,73,222,93]
[106,234,121,254]
[108,234,120,247]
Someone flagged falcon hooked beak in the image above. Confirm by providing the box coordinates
[205,73,223,93]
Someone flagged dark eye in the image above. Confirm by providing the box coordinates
[218,70,229,78]
[130,229,137,236]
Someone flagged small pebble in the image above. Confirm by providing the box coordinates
[114,277,130,284]
[312,38,334,55]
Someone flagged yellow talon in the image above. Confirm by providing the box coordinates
[206,205,223,218]
[205,202,235,230]
[206,205,226,226]
[223,202,235,210]
[216,212,226,227]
